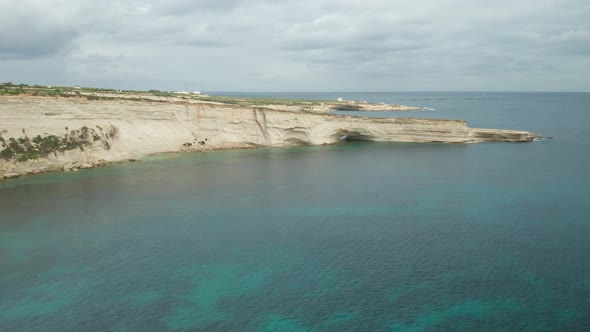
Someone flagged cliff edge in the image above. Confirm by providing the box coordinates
[0,95,537,179]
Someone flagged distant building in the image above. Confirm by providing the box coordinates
[337,97,344,102]
[191,91,201,95]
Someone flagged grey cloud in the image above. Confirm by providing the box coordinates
[0,3,79,59]
[74,53,124,64]
[0,0,588,91]
[179,39,230,48]
[151,0,247,16]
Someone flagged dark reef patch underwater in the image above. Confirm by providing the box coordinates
[1,92,590,331]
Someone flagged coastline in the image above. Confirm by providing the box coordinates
[0,91,538,180]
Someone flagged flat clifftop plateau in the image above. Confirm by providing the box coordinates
[328,102,424,111]
[0,95,537,179]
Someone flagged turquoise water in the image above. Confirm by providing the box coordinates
[1,92,590,331]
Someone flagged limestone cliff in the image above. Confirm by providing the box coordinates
[0,96,537,178]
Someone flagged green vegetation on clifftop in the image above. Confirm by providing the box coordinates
[0,82,329,108]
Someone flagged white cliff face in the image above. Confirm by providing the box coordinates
[0,96,536,178]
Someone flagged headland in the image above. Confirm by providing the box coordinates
[0,84,538,179]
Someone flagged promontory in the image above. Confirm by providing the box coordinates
[0,85,538,179]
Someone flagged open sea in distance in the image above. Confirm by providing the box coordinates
[1,92,589,331]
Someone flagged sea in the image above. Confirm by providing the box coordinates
[1,92,589,331]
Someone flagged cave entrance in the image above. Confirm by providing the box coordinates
[334,130,374,142]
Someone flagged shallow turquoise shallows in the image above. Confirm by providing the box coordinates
[1,92,590,331]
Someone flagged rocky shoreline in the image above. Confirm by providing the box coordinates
[0,95,539,180]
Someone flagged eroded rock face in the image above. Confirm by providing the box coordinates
[0,96,537,178]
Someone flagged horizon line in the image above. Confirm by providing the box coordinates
[208,90,590,93]
[2,82,588,94]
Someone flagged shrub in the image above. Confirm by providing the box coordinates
[0,126,118,161]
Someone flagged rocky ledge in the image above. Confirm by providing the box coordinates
[329,102,424,111]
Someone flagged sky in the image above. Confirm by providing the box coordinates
[0,0,589,92]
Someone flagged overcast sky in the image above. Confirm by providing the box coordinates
[0,0,589,92]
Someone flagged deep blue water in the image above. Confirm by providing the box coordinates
[1,92,590,331]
